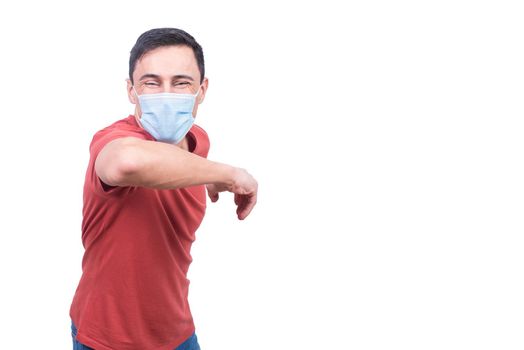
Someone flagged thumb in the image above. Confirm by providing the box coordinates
[208,190,219,202]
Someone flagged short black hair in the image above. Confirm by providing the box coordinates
[129,28,205,84]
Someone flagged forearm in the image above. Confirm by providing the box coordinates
[96,137,235,190]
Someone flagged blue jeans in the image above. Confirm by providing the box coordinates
[71,322,200,350]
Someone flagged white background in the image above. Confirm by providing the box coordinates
[0,1,523,349]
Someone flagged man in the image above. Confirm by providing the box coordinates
[69,28,258,350]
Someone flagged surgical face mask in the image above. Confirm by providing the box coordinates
[134,87,200,144]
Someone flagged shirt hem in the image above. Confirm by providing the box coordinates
[75,326,196,350]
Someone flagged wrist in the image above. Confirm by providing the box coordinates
[211,162,237,191]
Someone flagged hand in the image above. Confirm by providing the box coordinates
[206,168,258,220]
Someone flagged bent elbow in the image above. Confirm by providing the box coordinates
[95,138,142,187]
[109,154,140,186]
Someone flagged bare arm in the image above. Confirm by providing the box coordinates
[95,137,257,219]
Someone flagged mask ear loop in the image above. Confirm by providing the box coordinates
[131,86,143,128]
[132,86,143,107]
[193,85,203,104]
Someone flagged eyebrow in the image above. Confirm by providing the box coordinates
[138,73,195,81]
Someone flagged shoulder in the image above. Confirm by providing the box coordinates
[91,115,152,152]
[188,124,210,158]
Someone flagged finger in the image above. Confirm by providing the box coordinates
[236,193,257,220]
[208,191,219,202]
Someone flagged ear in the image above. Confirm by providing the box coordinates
[127,79,137,104]
[197,77,209,104]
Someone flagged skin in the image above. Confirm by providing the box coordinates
[95,45,258,220]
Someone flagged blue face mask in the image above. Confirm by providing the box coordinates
[134,87,200,144]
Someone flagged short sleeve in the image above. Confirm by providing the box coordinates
[86,129,147,197]
[188,124,210,159]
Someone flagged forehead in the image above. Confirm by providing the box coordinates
[133,45,199,80]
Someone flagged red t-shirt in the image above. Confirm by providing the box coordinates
[70,115,209,350]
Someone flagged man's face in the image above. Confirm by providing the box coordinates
[127,45,208,118]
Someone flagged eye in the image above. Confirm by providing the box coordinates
[144,81,160,87]
[174,81,190,87]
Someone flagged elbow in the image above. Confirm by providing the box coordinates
[96,138,143,187]
[108,155,140,187]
